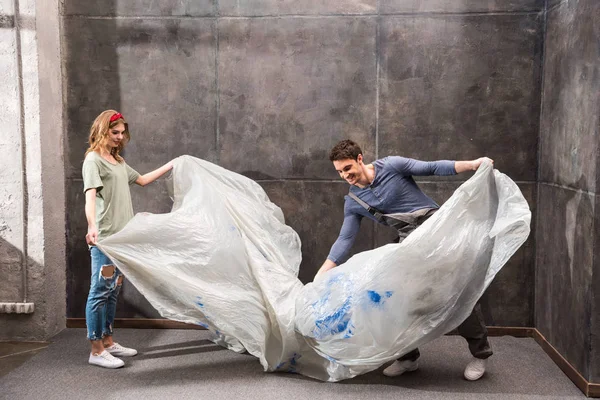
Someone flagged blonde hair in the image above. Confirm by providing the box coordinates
[85,109,131,162]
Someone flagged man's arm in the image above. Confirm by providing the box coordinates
[388,156,493,176]
[388,156,456,176]
[454,157,494,173]
[314,208,362,280]
[315,259,337,280]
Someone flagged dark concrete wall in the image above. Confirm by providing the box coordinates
[536,0,600,383]
[593,194,600,383]
[62,1,543,327]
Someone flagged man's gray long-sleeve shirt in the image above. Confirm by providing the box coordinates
[327,156,457,264]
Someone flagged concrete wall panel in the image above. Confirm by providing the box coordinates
[379,14,542,182]
[535,184,594,380]
[64,0,215,17]
[218,17,377,180]
[539,0,600,192]
[380,0,543,13]
[219,0,376,16]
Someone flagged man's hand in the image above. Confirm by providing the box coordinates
[86,226,98,245]
[472,157,494,171]
[314,259,337,281]
[455,157,494,173]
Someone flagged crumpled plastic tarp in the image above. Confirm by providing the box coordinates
[97,155,531,382]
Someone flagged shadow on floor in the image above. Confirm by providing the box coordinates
[136,339,227,360]
[0,329,586,400]
[0,341,49,378]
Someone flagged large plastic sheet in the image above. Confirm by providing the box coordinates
[98,155,530,382]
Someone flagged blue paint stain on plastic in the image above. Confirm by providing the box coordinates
[196,321,209,329]
[311,274,343,307]
[195,296,214,324]
[343,321,356,339]
[311,273,350,310]
[327,274,344,286]
[290,353,301,366]
[368,290,381,303]
[366,290,393,308]
[311,290,331,310]
[325,355,337,363]
[313,298,353,339]
[311,274,356,339]
[288,353,302,374]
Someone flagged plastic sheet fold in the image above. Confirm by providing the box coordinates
[98,155,530,381]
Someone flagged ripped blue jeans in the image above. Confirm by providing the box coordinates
[85,246,122,341]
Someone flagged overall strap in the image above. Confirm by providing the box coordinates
[347,191,386,223]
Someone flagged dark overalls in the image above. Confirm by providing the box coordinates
[347,193,493,362]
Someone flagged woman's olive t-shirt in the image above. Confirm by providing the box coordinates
[82,151,140,241]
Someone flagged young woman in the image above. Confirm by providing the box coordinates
[83,110,173,368]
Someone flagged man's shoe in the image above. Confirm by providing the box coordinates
[464,357,487,381]
[383,360,419,377]
[89,350,124,369]
[105,342,138,357]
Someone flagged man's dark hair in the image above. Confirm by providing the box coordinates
[329,139,363,161]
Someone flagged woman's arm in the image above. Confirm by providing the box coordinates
[85,189,98,245]
[135,160,174,186]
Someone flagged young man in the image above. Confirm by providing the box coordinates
[315,139,494,381]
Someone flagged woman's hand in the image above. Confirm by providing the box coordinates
[136,160,175,186]
[86,226,98,245]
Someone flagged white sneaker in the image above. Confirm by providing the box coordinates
[105,342,138,357]
[383,360,419,377]
[89,350,124,369]
[464,357,487,381]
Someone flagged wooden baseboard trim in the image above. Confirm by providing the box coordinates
[67,320,533,336]
[66,318,204,330]
[531,328,597,398]
[64,319,597,397]
[445,326,534,338]
[589,384,600,398]
[486,326,535,337]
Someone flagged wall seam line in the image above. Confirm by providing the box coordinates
[215,6,220,165]
[546,0,567,13]
[61,11,543,20]
[373,0,380,251]
[14,0,29,303]
[533,1,548,330]
[539,182,597,197]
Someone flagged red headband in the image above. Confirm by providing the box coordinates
[109,112,123,122]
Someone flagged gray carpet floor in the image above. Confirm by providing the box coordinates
[0,329,584,400]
